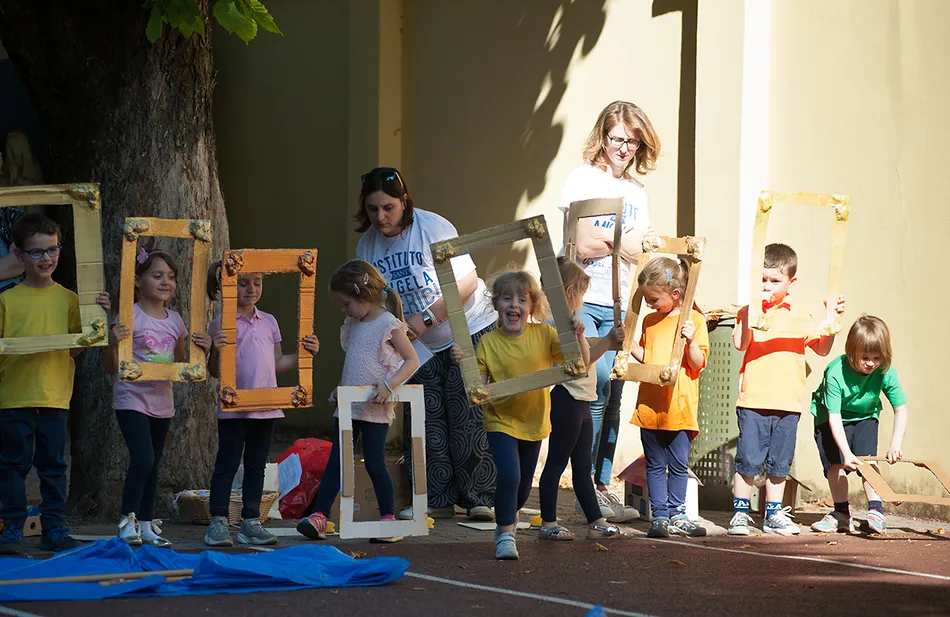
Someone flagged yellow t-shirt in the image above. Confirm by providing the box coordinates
[476,322,564,440]
[0,283,81,410]
[632,309,709,432]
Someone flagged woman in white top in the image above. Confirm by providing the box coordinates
[355,167,497,522]
[559,101,661,520]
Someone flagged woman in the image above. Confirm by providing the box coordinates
[559,101,661,522]
[354,167,497,521]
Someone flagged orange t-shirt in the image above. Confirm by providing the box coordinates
[632,309,709,432]
[735,303,819,413]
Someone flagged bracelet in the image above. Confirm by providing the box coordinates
[381,379,393,393]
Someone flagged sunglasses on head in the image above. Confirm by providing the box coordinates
[361,168,405,190]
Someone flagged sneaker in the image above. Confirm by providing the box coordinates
[370,514,404,544]
[398,506,414,520]
[428,506,457,519]
[647,518,670,538]
[576,496,613,519]
[296,512,328,540]
[0,523,24,556]
[117,512,142,546]
[763,506,801,536]
[727,511,754,536]
[237,518,278,545]
[811,511,854,534]
[467,506,494,521]
[203,518,234,547]
[39,528,82,552]
[669,514,707,537]
[861,510,887,534]
[600,490,639,523]
[494,531,519,560]
[140,520,173,548]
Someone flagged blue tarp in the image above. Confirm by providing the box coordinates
[0,538,409,602]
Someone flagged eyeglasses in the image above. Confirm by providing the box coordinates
[22,244,63,261]
[361,167,405,190]
[607,137,641,150]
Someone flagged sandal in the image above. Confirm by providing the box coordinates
[538,525,575,541]
[587,523,629,539]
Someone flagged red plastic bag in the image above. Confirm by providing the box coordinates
[277,438,333,520]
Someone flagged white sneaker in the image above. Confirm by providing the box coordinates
[727,511,753,536]
[576,496,613,519]
[139,520,172,548]
[600,490,639,523]
[763,506,801,536]
[398,506,414,521]
[118,512,142,546]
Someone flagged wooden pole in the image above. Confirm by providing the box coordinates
[0,569,194,586]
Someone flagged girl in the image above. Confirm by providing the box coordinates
[103,247,212,547]
[203,264,321,547]
[296,260,419,542]
[627,257,708,538]
[537,258,628,541]
[453,269,589,560]
[559,101,660,520]
[810,315,908,535]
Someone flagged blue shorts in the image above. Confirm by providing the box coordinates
[814,418,879,476]
[734,407,800,478]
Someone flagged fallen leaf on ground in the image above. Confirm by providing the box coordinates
[929,527,945,535]
[826,541,839,545]
[668,559,687,566]
[738,544,752,549]
[348,550,367,559]
[595,542,609,552]
[458,564,466,569]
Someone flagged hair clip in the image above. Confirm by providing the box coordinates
[383,284,392,294]
[665,269,673,283]
[362,273,369,286]
[353,283,360,295]
[137,247,150,264]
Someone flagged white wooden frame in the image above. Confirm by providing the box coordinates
[336,385,428,539]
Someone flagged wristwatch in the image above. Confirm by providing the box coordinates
[421,308,435,328]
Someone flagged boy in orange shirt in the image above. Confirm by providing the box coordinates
[728,243,845,536]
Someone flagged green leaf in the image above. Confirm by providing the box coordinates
[214,0,258,43]
[240,0,281,34]
[146,4,164,42]
[165,0,204,38]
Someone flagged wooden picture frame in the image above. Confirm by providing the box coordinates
[337,385,428,539]
[610,235,706,386]
[857,457,950,507]
[218,249,317,411]
[0,184,107,354]
[747,191,850,336]
[430,215,585,406]
[117,217,211,382]
[563,197,623,349]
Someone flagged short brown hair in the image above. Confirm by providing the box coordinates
[764,243,798,278]
[845,315,893,373]
[12,213,60,248]
[582,100,660,179]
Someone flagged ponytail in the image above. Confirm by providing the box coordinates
[207,260,223,301]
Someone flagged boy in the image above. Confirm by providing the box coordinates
[0,214,110,553]
[728,243,845,536]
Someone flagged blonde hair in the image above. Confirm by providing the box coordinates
[637,257,687,297]
[845,315,893,373]
[557,257,590,308]
[329,259,406,322]
[582,100,660,179]
[487,268,550,323]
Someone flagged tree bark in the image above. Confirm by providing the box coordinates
[0,0,229,518]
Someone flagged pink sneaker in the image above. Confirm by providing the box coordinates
[370,514,404,544]
[296,512,328,540]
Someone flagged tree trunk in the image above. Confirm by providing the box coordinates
[0,1,229,518]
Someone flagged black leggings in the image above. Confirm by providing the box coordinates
[538,386,602,523]
[209,418,276,520]
[116,410,171,521]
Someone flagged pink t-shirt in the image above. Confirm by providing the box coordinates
[112,304,188,418]
[338,312,406,424]
[209,308,285,420]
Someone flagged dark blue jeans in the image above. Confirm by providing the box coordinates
[312,419,394,518]
[0,408,68,532]
[210,418,275,520]
[487,431,542,527]
[640,428,692,520]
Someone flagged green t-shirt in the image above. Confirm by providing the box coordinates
[810,355,907,425]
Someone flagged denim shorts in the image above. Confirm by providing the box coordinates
[734,407,800,478]
[814,418,879,476]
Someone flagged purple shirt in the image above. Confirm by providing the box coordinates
[113,304,188,418]
[209,308,285,420]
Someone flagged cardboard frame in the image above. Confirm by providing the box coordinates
[218,249,317,411]
[610,235,706,386]
[117,217,211,382]
[747,191,850,336]
[337,385,428,539]
[857,457,950,507]
[0,184,107,354]
[430,215,585,406]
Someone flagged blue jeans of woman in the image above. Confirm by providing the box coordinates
[580,302,625,486]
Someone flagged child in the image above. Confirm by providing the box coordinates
[728,243,846,536]
[810,315,907,534]
[203,264,321,547]
[453,269,589,560]
[537,258,627,540]
[103,247,212,547]
[296,260,418,542]
[0,214,110,554]
[626,257,709,538]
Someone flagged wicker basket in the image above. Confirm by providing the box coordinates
[176,490,280,525]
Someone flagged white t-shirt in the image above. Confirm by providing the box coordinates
[356,208,496,352]
[559,164,652,308]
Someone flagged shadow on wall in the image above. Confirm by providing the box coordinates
[403,0,608,274]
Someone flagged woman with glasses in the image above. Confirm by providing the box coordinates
[559,100,661,523]
[353,167,497,522]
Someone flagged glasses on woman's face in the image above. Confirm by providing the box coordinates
[22,245,63,261]
[608,136,640,150]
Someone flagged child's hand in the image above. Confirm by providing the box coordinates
[606,324,625,345]
[886,448,903,464]
[571,316,585,338]
[328,388,338,406]
[96,292,111,314]
[191,331,212,354]
[211,329,228,350]
[681,319,696,342]
[842,451,864,472]
[372,380,392,404]
[450,343,464,363]
[301,335,320,355]
[824,295,846,315]
[109,323,130,345]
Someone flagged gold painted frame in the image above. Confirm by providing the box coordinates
[118,217,210,382]
[218,249,317,412]
[430,215,585,406]
[747,191,850,335]
[0,184,107,354]
[611,235,705,386]
[857,457,950,507]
